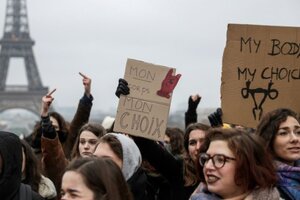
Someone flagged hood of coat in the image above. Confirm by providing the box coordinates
[39,175,57,199]
[0,131,22,199]
[108,133,142,180]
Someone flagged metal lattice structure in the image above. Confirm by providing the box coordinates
[0,0,48,115]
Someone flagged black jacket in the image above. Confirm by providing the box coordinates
[127,167,149,200]
[0,131,44,200]
[0,131,22,200]
[134,137,185,200]
[20,183,44,200]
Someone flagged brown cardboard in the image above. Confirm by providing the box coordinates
[222,24,300,128]
[114,58,180,141]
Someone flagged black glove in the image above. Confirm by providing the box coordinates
[115,78,130,98]
[187,95,201,113]
[208,108,223,127]
[41,115,57,139]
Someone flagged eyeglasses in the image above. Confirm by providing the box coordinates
[199,153,236,169]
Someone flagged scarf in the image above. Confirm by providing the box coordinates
[190,182,280,200]
[190,182,221,200]
[276,160,300,200]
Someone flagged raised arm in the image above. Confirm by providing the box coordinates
[40,89,68,195]
[134,136,183,183]
[115,78,184,198]
[185,94,201,128]
[64,72,94,158]
[41,88,57,139]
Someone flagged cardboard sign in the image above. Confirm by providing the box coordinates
[114,58,181,141]
[222,24,300,128]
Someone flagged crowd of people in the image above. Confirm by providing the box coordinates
[0,73,299,200]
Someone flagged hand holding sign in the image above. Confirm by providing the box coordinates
[114,59,180,141]
[41,88,56,117]
[157,68,181,99]
[115,78,130,98]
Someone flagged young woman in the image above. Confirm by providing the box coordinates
[61,157,132,200]
[256,108,300,200]
[40,73,100,196]
[71,123,106,159]
[191,128,279,200]
[184,123,210,188]
[93,133,148,200]
[41,120,105,199]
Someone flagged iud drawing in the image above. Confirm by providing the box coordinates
[241,80,278,120]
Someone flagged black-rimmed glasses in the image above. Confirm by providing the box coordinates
[199,153,236,169]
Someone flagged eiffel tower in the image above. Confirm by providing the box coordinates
[0,0,48,115]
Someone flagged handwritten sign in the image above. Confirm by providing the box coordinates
[114,59,180,141]
[222,24,300,128]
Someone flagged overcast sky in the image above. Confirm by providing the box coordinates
[0,0,299,115]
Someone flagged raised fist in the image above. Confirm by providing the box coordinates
[188,94,201,111]
[208,108,223,128]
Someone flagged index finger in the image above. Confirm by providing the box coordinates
[195,94,201,99]
[79,72,88,79]
[47,88,56,96]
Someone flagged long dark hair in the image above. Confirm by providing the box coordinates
[183,123,210,186]
[165,127,185,156]
[64,157,132,200]
[256,108,299,156]
[31,111,69,151]
[48,111,69,133]
[21,140,42,192]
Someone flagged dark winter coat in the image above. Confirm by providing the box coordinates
[0,131,44,200]
[127,167,149,200]
[134,136,185,200]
